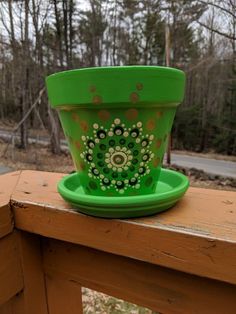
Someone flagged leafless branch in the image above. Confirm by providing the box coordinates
[2,87,46,157]
[197,20,236,40]
[198,0,236,19]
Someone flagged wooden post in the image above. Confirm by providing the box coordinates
[17,231,48,314]
[45,275,83,314]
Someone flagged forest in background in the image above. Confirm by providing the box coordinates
[0,0,235,155]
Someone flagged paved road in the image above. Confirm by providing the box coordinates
[0,165,12,174]
[170,153,236,178]
[0,129,235,178]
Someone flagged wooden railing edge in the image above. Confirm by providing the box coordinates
[8,170,236,286]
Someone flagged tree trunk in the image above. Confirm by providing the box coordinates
[53,0,64,68]
[48,106,61,155]
[63,0,69,67]
[69,0,74,68]
[20,0,30,149]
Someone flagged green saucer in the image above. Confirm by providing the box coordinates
[58,168,189,218]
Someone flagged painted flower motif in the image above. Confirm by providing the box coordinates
[80,118,155,194]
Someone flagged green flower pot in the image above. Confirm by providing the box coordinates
[46,66,185,197]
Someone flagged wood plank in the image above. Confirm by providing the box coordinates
[45,275,83,314]
[0,300,12,314]
[0,205,13,240]
[0,293,25,314]
[43,238,236,314]
[12,170,236,285]
[17,231,48,314]
[0,171,21,238]
[0,233,23,306]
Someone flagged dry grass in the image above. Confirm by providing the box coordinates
[0,141,74,174]
[82,288,157,314]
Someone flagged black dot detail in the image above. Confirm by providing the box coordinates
[130,128,139,138]
[87,140,95,148]
[114,126,123,136]
[97,130,106,139]
[142,154,150,162]
[103,168,110,174]
[133,150,139,156]
[92,168,99,176]
[141,139,149,147]
[109,139,115,146]
[97,153,103,159]
[119,138,126,145]
[86,153,93,162]
[129,165,135,172]
[129,178,137,186]
[99,144,106,151]
[121,172,128,178]
[132,158,138,165]
[102,178,110,186]
[89,181,97,190]
[116,181,124,189]
[138,167,146,174]
[112,172,118,178]
[98,161,104,167]
[128,142,134,149]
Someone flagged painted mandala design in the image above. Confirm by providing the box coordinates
[80,118,155,194]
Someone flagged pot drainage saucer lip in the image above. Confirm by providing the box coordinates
[57,168,189,218]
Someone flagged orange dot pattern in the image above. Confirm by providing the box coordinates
[79,161,86,171]
[92,95,102,105]
[153,157,160,168]
[136,82,143,90]
[156,139,162,148]
[106,191,115,197]
[128,191,138,196]
[125,108,138,121]
[146,119,156,131]
[80,120,89,132]
[75,140,82,150]
[98,110,110,121]
[71,112,80,122]
[89,85,96,93]
[130,92,139,103]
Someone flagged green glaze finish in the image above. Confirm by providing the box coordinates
[59,107,176,196]
[46,66,185,107]
[46,66,186,197]
[58,168,189,218]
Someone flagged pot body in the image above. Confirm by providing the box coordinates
[46,66,185,196]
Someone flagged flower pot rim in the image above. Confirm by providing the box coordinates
[47,65,184,80]
[46,65,185,108]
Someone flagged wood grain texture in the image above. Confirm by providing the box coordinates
[12,170,236,285]
[0,171,20,239]
[43,238,236,314]
[17,232,48,314]
[0,293,25,314]
[0,205,13,240]
[0,301,12,314]
[45,275,83,314]
[0,233,23,306]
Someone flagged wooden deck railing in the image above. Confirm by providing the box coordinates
[0,170,236,314]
